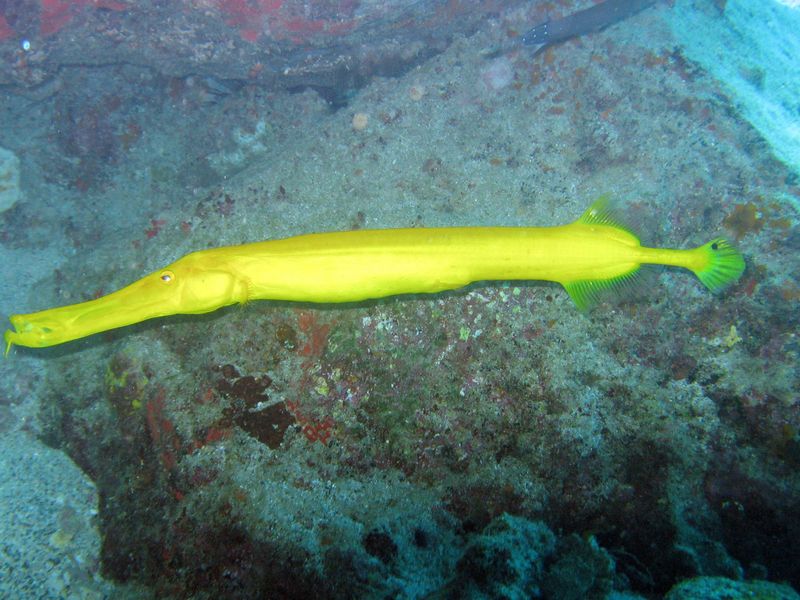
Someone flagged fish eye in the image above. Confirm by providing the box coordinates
[160,270,175,283]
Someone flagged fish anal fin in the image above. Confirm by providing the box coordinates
[563,265,655,311]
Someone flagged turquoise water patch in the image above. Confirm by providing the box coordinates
[668,0,800,177]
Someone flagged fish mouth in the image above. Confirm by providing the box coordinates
[4,280,174,352]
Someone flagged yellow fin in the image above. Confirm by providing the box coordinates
[563,268,649,311]
[693,238,745,292]
[575,194,640,241]
[563,196,646,310]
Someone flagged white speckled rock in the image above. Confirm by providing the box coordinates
[0,430,135,599]
[0,146,20,213]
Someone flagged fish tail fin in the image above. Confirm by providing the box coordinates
[563,198,744,309]
[691,238,745,292]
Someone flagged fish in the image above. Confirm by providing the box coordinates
[3,197,744,354]
[522,0,659,54]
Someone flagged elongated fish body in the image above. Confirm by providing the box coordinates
[3,199,744,353]
[226,224,637,303]
[523,0,658,53]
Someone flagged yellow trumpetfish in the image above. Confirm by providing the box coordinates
[3,198,744,354]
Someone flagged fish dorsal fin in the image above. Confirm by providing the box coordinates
[576,194,638,239]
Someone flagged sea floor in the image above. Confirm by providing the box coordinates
[0,1,798,598]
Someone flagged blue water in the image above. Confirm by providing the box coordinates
[0,1,798,598]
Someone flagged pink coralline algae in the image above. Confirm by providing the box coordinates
[40,0,75,36]
[217,0,283,42]
[0,0,128,39]
[146,389,182,473]
[0,15,12,41]
[215,0,358,43]
[0,0,358,45]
